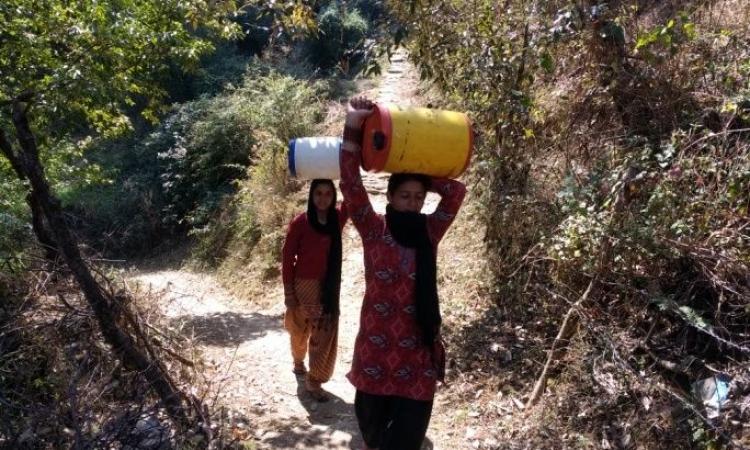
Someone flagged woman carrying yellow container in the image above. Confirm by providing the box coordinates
[340,96,469,450]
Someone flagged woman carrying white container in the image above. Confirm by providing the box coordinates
[281,177,348,402]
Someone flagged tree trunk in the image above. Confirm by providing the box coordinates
[27,192,60,265]
[1,101,190,426]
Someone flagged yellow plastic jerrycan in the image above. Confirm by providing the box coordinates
[361,103,473,178]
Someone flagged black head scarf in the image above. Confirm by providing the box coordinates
[385,175,440,347]
[307,179,342,317]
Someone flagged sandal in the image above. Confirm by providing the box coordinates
[293,362,307,376]
[304,379,330,403]
[307,388,330,403]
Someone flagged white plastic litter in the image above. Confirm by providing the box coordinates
[692,374,731,419]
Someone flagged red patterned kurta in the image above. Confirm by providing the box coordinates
[340,150,466,401]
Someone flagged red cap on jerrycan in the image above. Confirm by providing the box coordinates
[361,103,392,173]
[361,103,473,178]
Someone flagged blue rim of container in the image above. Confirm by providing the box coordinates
[288,139,297,177]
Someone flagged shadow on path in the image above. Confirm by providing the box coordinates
[255,376,434,450]
[254,375,361,449]
[170,311,280,346]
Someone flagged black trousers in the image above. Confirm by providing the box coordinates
[354,390,434,450]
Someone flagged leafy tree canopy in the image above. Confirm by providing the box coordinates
[0,0,242,139]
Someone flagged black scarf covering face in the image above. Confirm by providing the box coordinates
[307,179,342,317]
[385,204,440,346]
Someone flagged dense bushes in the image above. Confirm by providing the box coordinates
[0,173,30,270]
[203,137,300,277]
[154,90,257,229]
[66,63,325,256]
[390,0,749,447]
[304,2,369,73]
[53,0,391,256]
[1,0,383,260]
[189,68,325,267]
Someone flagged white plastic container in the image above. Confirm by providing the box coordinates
[288,137,342,180]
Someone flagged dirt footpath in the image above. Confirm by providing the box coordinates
[131,51,451,449]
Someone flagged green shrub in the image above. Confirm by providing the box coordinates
[190,133,300,271]
[238,65,326,143]
[342,8,369,60]
[157,93,256,228]
[197,133,300,272]
[65,61,324,256]
[1,171,34,270]
[233,5,273,56]
[350,0,386,22]
[304,3,369,73]
[188,44,254,95]
[188,66,325,266]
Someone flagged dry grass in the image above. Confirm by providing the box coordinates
[1,261,280,448]
[0,266,213,448]
[427,1,750,448]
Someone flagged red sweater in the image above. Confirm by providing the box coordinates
[282,204,348,300]
[340,149,466,401]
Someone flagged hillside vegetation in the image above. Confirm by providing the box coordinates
[1,0,748,448]
[0,1,386,447]
[388,0,749,448]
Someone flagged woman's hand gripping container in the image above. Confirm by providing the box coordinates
[361,103,473,178]
[288,137,342,180]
